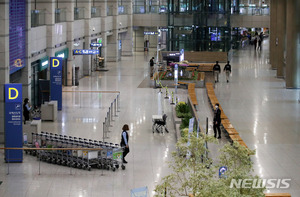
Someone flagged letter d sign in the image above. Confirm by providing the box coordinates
[50,57,63,70]
[5,84,22,103]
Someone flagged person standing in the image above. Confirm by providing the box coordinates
[149,57,155,77]
[223,61,232,83]
[213,103,221,139]
[23,98,31,124]
[120,124,130,163]
[213,61,221,83]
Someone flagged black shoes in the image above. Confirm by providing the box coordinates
[123,159,128,164]
[217,136,221,139]
[227,80,229,83]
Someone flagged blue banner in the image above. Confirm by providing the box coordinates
[5,84,23,162]
[90,43,102,47]
[73,49,99,55]
[50,57,62,110]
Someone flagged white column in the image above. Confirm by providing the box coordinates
[0,0,10,143]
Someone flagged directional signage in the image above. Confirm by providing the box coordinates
[73,49,99,55]
[5,83,23,162]
[144,31,159,35]
[50,57,62,110]
[90,43,103,47]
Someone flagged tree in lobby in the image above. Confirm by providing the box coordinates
[154,133,265,197]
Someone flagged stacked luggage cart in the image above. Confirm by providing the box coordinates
[25,132,125,171]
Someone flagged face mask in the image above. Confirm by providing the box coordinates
[215,106,218,109]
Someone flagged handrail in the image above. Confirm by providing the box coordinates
[62,90,120,94]
[0,147,103,151]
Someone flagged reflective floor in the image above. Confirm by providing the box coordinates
[0,39,299,196]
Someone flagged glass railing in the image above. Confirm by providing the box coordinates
[91,6,101,18]
[133,5,168,14]
[118,5,128,15]
[238,6,270,15]
[31,9,46,27]
[107,5,113,16]
[55,8,67,23]
[74,7,85,20]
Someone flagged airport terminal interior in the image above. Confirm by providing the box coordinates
[0,0,299,197]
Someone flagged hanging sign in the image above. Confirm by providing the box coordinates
[73,49,99,55]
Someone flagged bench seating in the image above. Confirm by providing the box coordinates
[264,194,291,197]
[188,83,198,106]
[230,134,243,142]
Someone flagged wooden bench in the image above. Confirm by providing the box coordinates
[197,72,205,81]
[230,134,243,142]
[222,123,234,129]
[221,119,231,124]
[264,194,291,197]
[178,81,189,89]
[238,140,248,148]
[188,83,198,106]
[226,128,239,135]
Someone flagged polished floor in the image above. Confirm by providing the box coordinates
[0,39,299,196]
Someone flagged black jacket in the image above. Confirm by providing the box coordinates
[213,108,221,123]
[224,64,231,72]
[213,64,221,72]
[150,59,154,66]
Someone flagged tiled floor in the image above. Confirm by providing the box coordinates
[0,39,299,196]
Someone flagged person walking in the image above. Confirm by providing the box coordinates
[23,98,31,124]
[213,103,221,139]
[223,61,232,83]
[120,124,130,163]
[213,61,221,83]
[149,57,155,77]
[258,32,263,50]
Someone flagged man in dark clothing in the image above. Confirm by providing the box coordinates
[120,124,130,163]
[213,61,221,83]
[213,103,221,139]
[223,61,232,83]
[149,57,155,77]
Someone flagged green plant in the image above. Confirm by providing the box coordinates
[154,133,265,197]
[176,102,192,118]
[180,116,192,130]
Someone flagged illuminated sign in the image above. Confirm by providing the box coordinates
[14,59,22,67]
[73,49,99,55]
[144,31,159,35]
[90,43,103,47]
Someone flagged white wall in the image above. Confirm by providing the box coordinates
[54,23,67,45]
[90,18,102,33]
[73,20,85,39]
[30,26,47,54]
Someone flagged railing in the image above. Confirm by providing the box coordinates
[55,8,67,23]
[133,5,168,14]
[31,9,46,27]
[74,7,85,20]
[118,5,128,15]
[238,6,270,16]
[107,5,113,16]
[62,90,120,141]
[91,6,101,18]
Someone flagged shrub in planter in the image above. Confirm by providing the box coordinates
[176,102,192,118]
[180,116,192,130]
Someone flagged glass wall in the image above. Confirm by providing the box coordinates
[167,0,231,52]
[74,7,85,20]
[232,0,270,15]
[133,0,168,14]
[31,10,46,27]
[55,8,67,23]
[91,6,101,18]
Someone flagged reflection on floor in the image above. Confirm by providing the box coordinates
[0,39,299,196]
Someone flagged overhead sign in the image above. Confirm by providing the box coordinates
[73,49,99,55]
[144,31,159,35]
[90,43,102,47]
[5,83,23,162]
[50,57,62,110]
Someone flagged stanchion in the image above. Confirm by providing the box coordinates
[39,150,41,175]
[7,149,9,175]
[170,92,175,105]
[117,94,120,112]
[114,99,118,117]
[110,103,114,121]
[206,117,208,135]
[164,89,169,99]
[108,110,112,127]
[158,88,162,94]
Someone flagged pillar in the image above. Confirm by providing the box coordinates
[100,0,107,63]
[134,27,145,52]
[106,0,119,62]
[270,0,278,70]
[121,0,133,56]
[286,0,300,88]
[81,0,92,76]
[0,0,9,143]
[276,0,286,78]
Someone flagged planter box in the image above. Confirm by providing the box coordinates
[172,105,182,141]
[159,80,204,88]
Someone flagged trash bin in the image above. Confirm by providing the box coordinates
[75,67,79,86]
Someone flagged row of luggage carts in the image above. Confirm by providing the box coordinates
[25,132,125,171]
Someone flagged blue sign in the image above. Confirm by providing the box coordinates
[90,43,103,47]
[50,57,62,110]
[73,49,99,55]
[5,84,23,162]
[219,166,228,178]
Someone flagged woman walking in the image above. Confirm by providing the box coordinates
[120,124,130,163]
